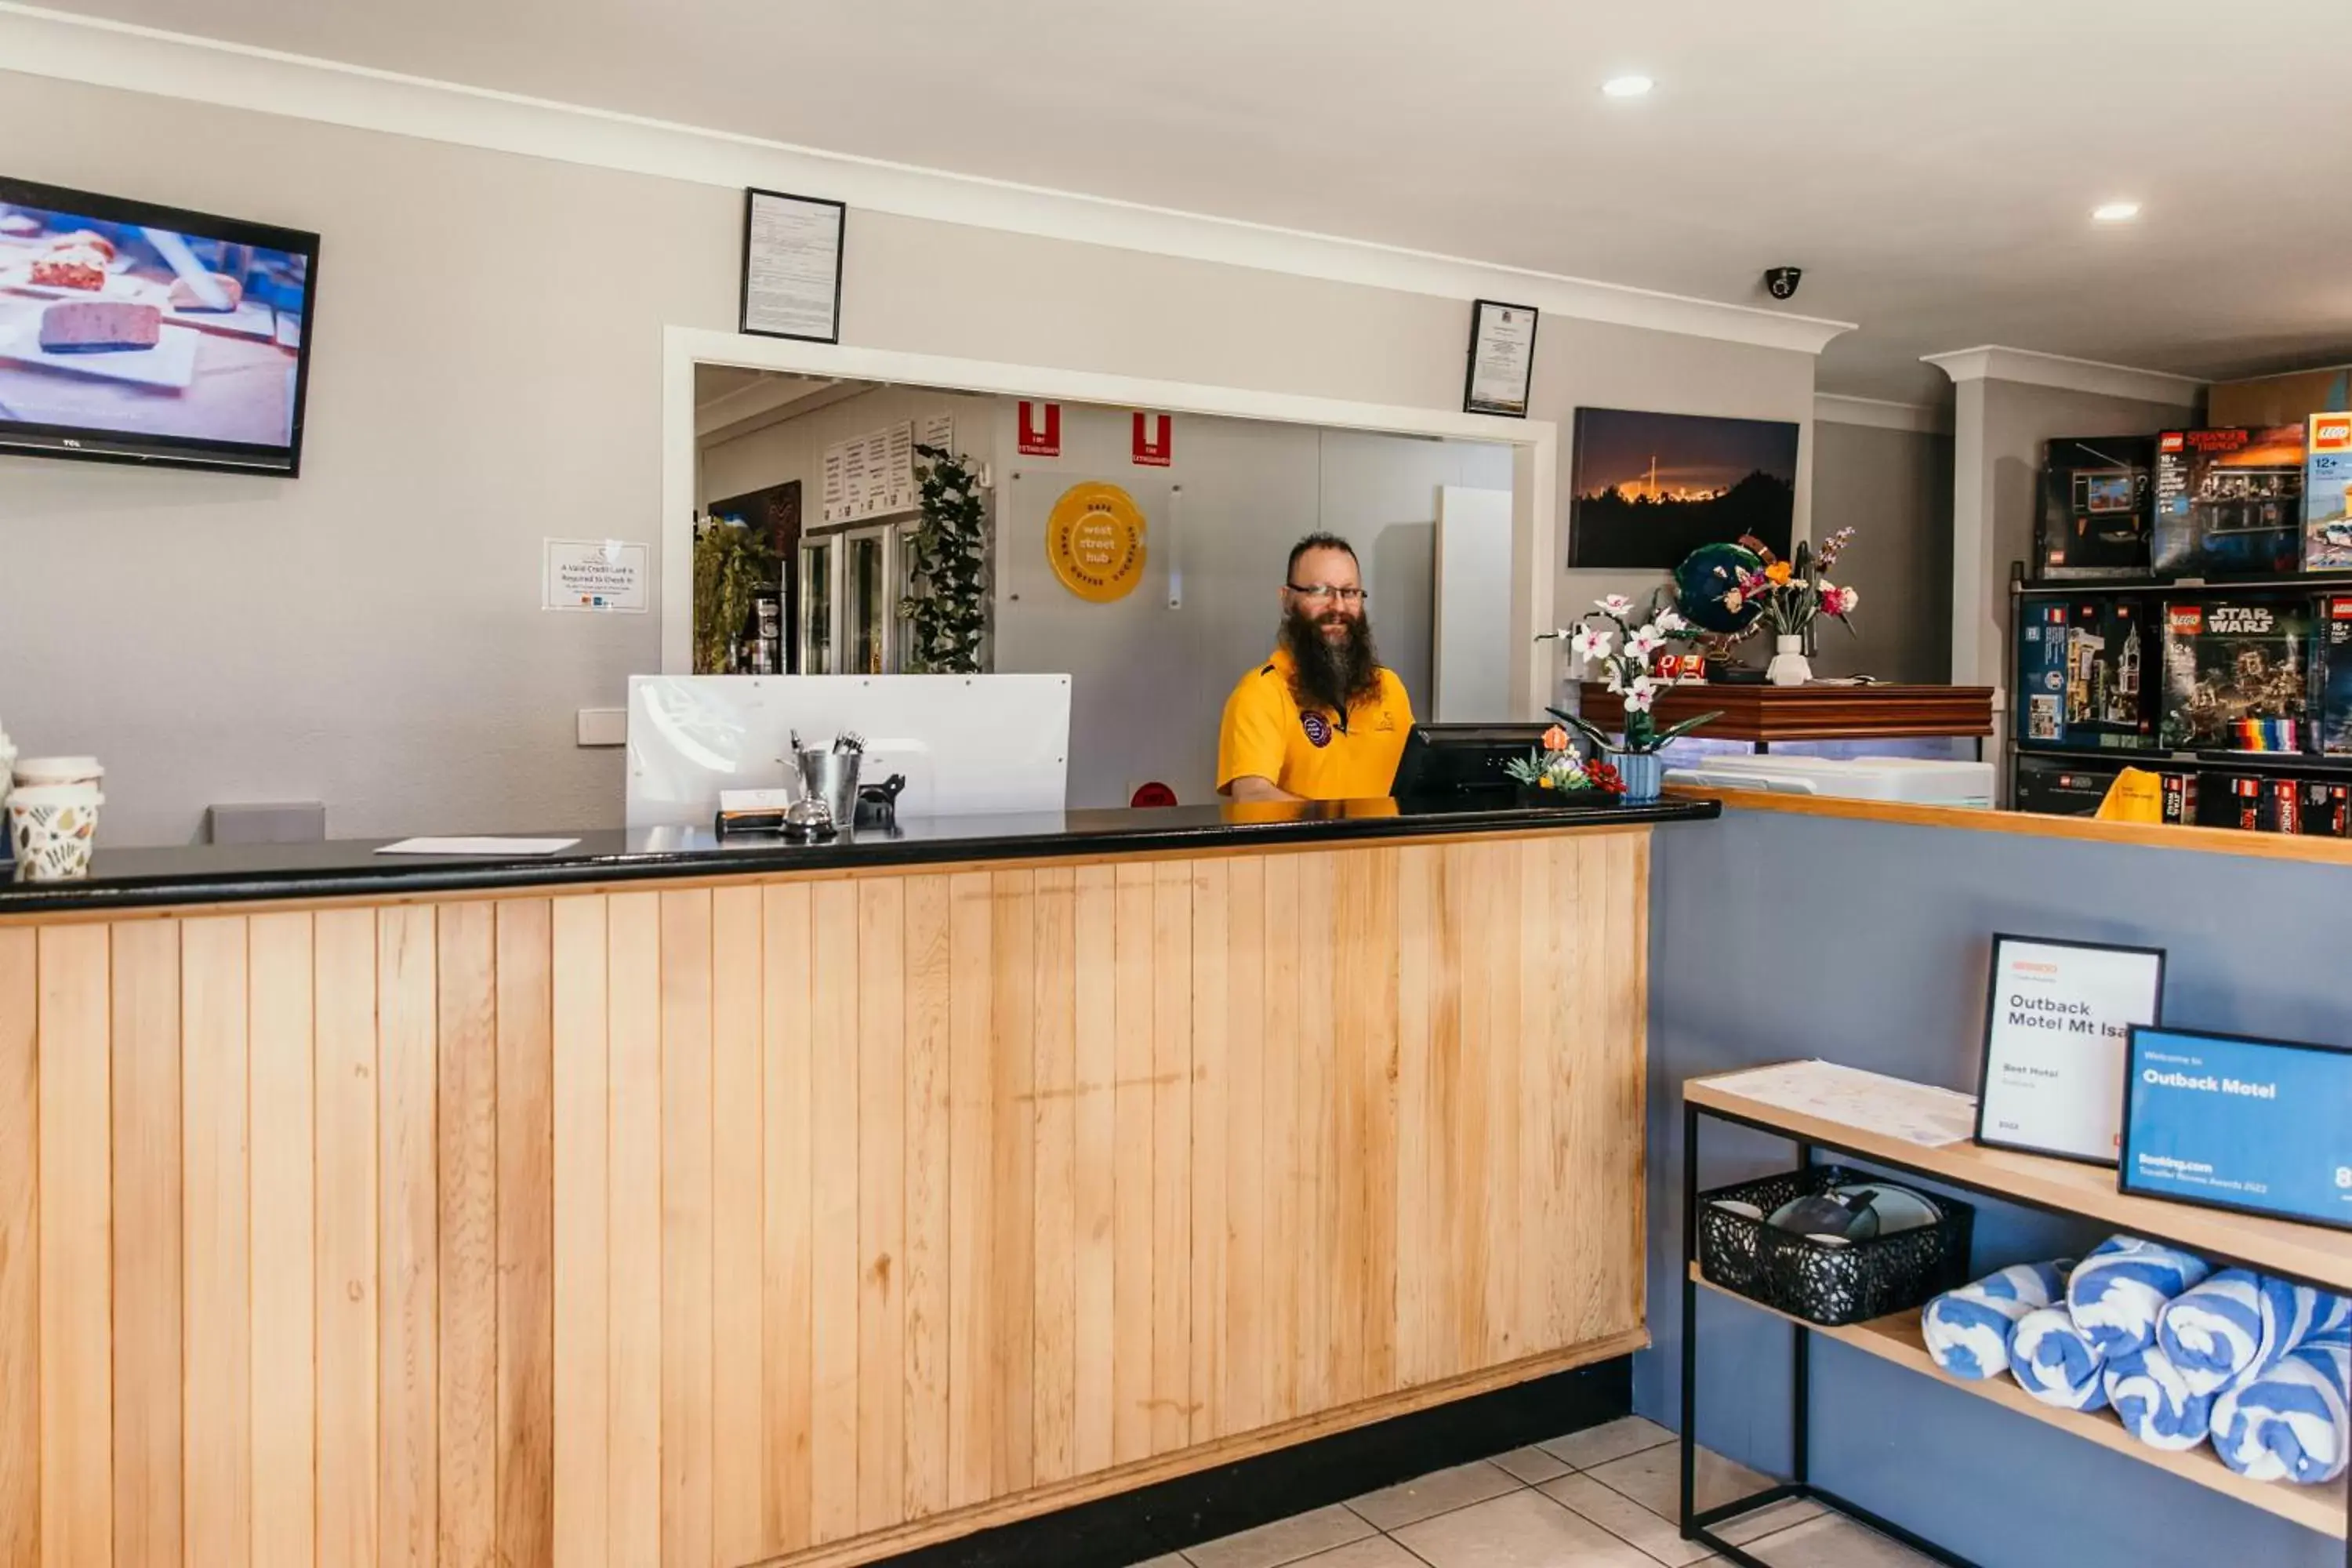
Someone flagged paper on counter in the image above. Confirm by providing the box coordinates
[376,837,580,856]
[1702,1058,1978,1147]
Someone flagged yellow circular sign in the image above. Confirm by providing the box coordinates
[1045,481,1148,603]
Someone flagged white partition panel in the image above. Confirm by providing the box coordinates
[625,673,1071,827]
[1433,485,1516,720]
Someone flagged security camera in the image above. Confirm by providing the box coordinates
[1764,267,1803,301]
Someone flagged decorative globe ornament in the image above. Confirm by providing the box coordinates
[1673,541,1766,635]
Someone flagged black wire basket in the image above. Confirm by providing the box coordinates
[1697,1163,1974,1327]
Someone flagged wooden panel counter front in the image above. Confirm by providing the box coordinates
[0,822,1660,1568]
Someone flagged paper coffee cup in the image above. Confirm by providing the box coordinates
[8,789,102,881]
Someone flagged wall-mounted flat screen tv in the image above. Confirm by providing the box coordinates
[0,176,320,476]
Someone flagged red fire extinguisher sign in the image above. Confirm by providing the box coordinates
[1132,412,1173,467]
[1018,401,1062,457]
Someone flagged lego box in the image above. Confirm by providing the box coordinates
[2013,756,2119,817]
[2151,426,2306,579]
[2321,593,2352,757]
[2307,414,2352,572]
[2037,437,2155,579]
[2016,601,2071,744]
[2063,597,2154,748]
[2158,599,2312,752]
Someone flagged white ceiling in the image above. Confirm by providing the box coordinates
[37,0,2352,403]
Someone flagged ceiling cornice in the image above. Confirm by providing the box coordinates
[0,2,1857,357]
[1921,345,2202,407]
[1813,393,1951,434]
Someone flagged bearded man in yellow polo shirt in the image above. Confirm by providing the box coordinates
[1217,532,1414,801]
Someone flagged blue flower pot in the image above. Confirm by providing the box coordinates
[1609,749,1664,805]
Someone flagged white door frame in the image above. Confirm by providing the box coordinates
[662,325,1561,713]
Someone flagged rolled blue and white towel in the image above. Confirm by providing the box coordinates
[2211,1332,2352,1485]
[2067,1236,2211,1360]
[2010,1305,2108,1411]
[1923,1261,2071,1381]
[2105,1343,2215,1451]
[2155,1269,2266,1396]
[2257,1278,2352,1372]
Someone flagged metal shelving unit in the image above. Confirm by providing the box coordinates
[1678,1069,2352,1568]
[2003,571,2352,820]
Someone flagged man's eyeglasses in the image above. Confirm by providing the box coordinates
[1286,583,1369,604]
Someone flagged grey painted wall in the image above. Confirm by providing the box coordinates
[0,72,1821,847]
[1643,806,2345,1568]
[1546,326,1818,705]
[1808,421,1954,684]
[1953,379,2201,697]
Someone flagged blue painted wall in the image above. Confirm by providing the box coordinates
[1641,808,2348,1568]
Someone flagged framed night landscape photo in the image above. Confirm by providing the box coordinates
[1566,407,1800,568]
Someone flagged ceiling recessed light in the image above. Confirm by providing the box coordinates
[1602,75,1655,98]
[2093,201,2142,222]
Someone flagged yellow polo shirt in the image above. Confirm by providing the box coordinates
[1216,648,1414,800]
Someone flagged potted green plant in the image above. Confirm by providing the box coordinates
[691,518,777,675]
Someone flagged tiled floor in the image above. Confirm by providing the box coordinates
[1129,1417,1941,1568]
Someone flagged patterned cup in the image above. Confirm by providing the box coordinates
[8,787,103,882]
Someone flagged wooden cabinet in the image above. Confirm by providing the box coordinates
[0,826,1652,1568]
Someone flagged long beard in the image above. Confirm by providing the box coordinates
[1281,604,1381,715]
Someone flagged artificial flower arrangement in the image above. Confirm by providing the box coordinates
[1537,594,1723,756]
[1503,724,1627,795]
[1722,528,1862,642]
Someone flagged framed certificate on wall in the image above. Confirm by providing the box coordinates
[1463,299,1537,417]
[2122,1026,2352,1232]
[1973,932,2166,1166]
[740,188,846,343]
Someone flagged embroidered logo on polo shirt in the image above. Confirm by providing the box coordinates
[1300,712,1334,748]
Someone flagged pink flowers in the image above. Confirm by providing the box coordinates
[1820,582,1860,619]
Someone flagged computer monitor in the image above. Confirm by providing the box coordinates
[1388,723,1552,801]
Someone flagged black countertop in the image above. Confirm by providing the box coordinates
[0,796,1718,916]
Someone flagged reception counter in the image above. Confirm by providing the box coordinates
[0,795,1711,1568]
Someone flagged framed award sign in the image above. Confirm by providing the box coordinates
[1973,933,2166,1166]
[2122,1026,2352,1232]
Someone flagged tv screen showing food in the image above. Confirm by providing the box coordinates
[0,176,319,475]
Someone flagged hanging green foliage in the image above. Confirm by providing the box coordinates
[899,444,989,673]
[691,518,776,674]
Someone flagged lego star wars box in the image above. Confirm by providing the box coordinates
[2013,756,2120,817]
[2038,436,2155,578]
[2063,597,2154,748]
[2017,601,2071,744]
[2158,599,2313,751]
[2311,416,2352,572]
[2160,768,2198,826]
[2151,426,2307,579]
[2321,593,2352,757]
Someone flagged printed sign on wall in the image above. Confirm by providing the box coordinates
[1045,481,1148,602]
[543,538,651,612]
[1018,401,1062,457]
[1132,412,1173,467]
